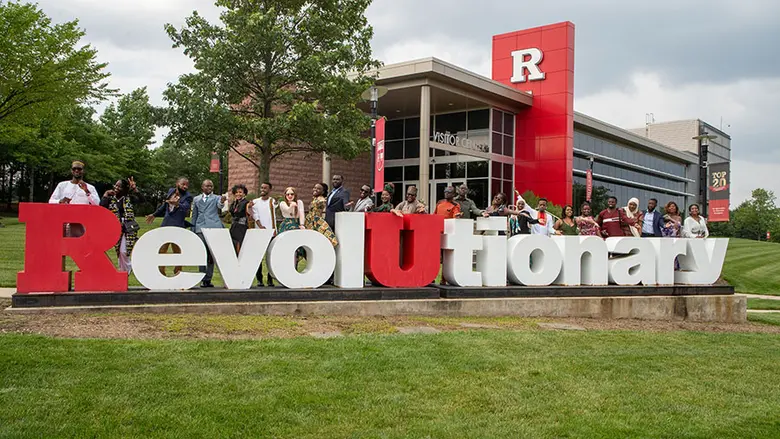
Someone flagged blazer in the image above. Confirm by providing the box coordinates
[153,188,193,228]
[642,209,663,237]
[191,193,225,233]
[325,186,350,229]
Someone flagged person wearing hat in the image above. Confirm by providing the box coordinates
[392,185,426,216]
[373,183,395,212]
[49,160,101,237]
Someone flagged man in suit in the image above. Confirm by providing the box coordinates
[641,198,663,237]
[325,174,350,230]
[145,177,193,275]
[191,179,226,288]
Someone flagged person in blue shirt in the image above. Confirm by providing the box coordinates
[145,177,193,276]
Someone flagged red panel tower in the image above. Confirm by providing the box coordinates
[492,22,575,206]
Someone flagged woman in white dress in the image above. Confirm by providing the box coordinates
[683,203,709,238]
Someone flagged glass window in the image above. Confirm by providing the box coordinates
[435,112,466,134]
[405,117,420,139]
[404,139,420,159]
[503,163,513,181]
[492,161,502,179]
[491,178,502,199]
[503,181,513,197]
[468,109,490,130]
[503,135,514,157]
[385,166,403,182]
[385,140,404,160]
[404,165,419,181]
[503,113,514,135]
[469,178,489,209]
[434,163,449,179]
[492,132,503,154]
[386,119,404,140]
[467,161,489,178]
[452,162,466,179]
[492,109,503,133]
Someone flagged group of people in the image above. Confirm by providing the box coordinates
[49,160,710,286]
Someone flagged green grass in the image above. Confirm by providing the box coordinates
[722,238,780,296]
[748,312,780,326]
[747,298,780,310]
[0,331,778,438]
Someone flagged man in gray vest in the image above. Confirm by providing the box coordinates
[191,179,226,288]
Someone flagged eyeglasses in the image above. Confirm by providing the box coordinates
[406,193,416,198]
[285,193,294,196]
[72,167,83,171]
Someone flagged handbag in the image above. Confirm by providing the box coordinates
[122,219,140,234]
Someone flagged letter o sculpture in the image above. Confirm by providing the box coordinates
[267,230,336,289]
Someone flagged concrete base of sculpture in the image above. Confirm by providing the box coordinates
[6,286,746,323]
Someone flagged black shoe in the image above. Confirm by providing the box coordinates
[201,281,214,288]
[266,277,274,287]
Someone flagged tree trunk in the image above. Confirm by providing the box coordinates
[29,164,34,202]
[258,142,272,189]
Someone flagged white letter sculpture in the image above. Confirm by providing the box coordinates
[606,237,657,286]
[204,228,274,289]
[475,217,508,286]
[507,234,563,286]
[334,212,366,289]
[267,230,336,289]
[442,219,483,287]
[553,236,609,286]
[675,238,729,285]
[132,227,206,290]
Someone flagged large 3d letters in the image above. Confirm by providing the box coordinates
[365,213,444,287]
[132,227,207,290]
[17,203,127,293]
[441,219,483,287]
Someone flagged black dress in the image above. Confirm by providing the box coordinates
[229,198,250,249]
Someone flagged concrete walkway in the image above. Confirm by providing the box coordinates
[0,288,15,298]
[744,294,780,300]
[747,309,780,313]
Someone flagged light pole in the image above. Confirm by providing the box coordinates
[361,85,388,198]
[692,131,718,215]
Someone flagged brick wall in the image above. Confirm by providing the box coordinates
[228,140,372,200]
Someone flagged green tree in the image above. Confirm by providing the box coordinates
[100,87,158,180]
[161,0,379,185]
[732,188,780,241]
[0,1,113,125]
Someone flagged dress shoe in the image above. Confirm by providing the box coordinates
[201,281,215,288]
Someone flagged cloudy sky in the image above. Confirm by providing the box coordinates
[35,0,780,205]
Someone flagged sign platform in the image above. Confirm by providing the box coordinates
[10,284,734,309]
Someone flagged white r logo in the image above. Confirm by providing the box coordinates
[510,48,545,83]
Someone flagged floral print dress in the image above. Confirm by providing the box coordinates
[305,196,338,247]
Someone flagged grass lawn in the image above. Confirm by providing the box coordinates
[748,312,780,326]
[1,330,779,438]
[722,238,780,296]
[747,298,780,310]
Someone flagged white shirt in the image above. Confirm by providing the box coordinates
[49,181,100,205]
[683,216,709,238]
[250,197,277,230]
[516,195,555,236]
[642,210,656,235]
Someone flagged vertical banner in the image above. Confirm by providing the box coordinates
[374,118,386,193]
[209,151,220,173]
[708,162,730,222]
[585,169,593,202]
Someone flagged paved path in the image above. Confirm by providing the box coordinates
[747,310,780,313]
[0,288,15,299]
[743,294,780,300]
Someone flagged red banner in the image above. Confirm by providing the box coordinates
[209,152,220,173]
[374,118,386,193]
[585,169,593,201]
[708,199,729,222]
[707,162,730,222]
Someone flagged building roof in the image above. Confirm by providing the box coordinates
[573,112,698,164]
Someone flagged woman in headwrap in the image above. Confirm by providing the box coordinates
[373,183,395,212]
[621,197,643,237]
[100,177,143,273]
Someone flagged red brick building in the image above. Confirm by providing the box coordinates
[228,141,371,197]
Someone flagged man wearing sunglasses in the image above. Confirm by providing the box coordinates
[49,160,101,237]
[347,185,374,212]
[391,185,426,216]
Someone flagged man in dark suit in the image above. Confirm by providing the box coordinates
[145,177,193,275]
[641,198,663,237]
[325,174,350,230]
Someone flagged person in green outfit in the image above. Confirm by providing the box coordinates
[554,205,579,236]
[372,183,395,212]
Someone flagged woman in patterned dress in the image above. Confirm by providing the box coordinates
[100,177,143,273]
[575,202,601,237]
[372,183,395,212]
[278,187,306,233]
[305,182,338,248]
[661,201,683,238]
